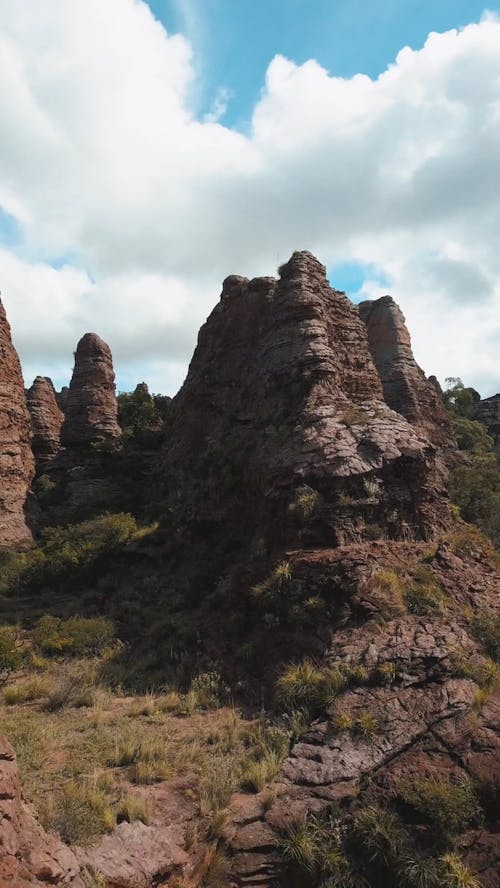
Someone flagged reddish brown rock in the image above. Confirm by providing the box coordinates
[161,251,451,567]
[0,735,84,887]
[358,295,451,444]
[61,333,121,447]
[0,298,34,546]
[56,385,69,412]
[26,376,64,465]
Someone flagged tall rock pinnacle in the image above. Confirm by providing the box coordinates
[61,333,121,447]
[358,295,450,443]
[0,298,34,546]
[26,376,64,466]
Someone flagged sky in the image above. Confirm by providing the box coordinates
[0,1,499,396]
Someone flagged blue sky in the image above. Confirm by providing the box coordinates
[0,1,499,396]
[148,0,491,128]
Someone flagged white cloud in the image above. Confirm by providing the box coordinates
[0,1,499,395]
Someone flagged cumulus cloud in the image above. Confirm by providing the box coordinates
[0,0,499,395]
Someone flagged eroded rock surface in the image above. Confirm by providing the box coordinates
[161,252,451,565]
[477,394,500,444]
[26,376,64,466]
[0,298,34,546]
[0,736,84,887]
[359,295,451,444]
[61,333,120,447]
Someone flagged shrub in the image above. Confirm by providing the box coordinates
[42,779,115,844]
[441,854,481,888]
[44,671,97,711]
[398,777,482,845]
[198,759,240,816]
[370,570,406,617]
[3,675,51,705]
[352,805,408,869]
[471,608,500,662]
[33,615,115,657]
[289,485,322,523]
[0,625,23,672]
[190,671,222,709]
[404,566,449,616]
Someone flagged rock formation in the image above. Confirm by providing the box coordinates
[26,376,64,466]
[161,251,451,564]
[358,294,451,444]
[61,333,121,447]
[0,736,84,886]
[56,385,69,412]
[477,393,500,444]
[0,298,34,546]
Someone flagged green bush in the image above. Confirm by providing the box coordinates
[471,608,500,662]
[404,566,449,616]
[398,777,482,845]
[0,625,23,672]
[33,615,115,657]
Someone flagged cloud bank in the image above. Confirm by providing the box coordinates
[0,0,499,394]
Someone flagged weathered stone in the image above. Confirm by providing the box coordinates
[161,251,451,566]
[359,295,451,444]
[26,376,64,465]
[477,393,500,444]
[61,332,121,447]
[0,297,34,546]
[0,735,84,887]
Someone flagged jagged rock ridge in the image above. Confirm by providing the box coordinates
[26,376,64,466]
[0,298,34,546]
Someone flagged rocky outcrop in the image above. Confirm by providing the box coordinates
[0,298,34,546]
[0,736,84,886]
[161,252,451,567]
[26,376,64,466]
[477,394,500,444]
[56,385,69,412]
[61,333,120,448]
[359,295,451,445]
[225,541,500,887]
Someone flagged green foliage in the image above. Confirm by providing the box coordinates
[0,625,23,672]
[404,566,449,616]
[449,454,500,547]
[443,379,481,421]
[398,777,482,845]
[42,778,116,844]
[33,615,115,656]
[118,387,157,437]
[471,608,500,662]
[0,513,139,595]
[289,485,322,523]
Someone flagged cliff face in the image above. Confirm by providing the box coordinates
[358,295,451,445]
[26,376,64,467]
[60,333,120,448]
[161,252,450,565]
[477,394,500,444]
[0,299,34,547]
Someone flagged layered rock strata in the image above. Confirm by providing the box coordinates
[161,251,451,562]
[26,376,64,466]
[61,333,120,447]
[0,298,34,546]
[358,295,451,444]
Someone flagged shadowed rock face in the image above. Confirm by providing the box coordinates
[358,295,451,444]
[61,333,121,447]
[161,252,451,561]
[477,393,500,444]
[26,376,64,466]
[0,298,34,546]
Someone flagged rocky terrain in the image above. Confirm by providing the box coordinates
[0,253,499,887]
[0,298,34,546]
